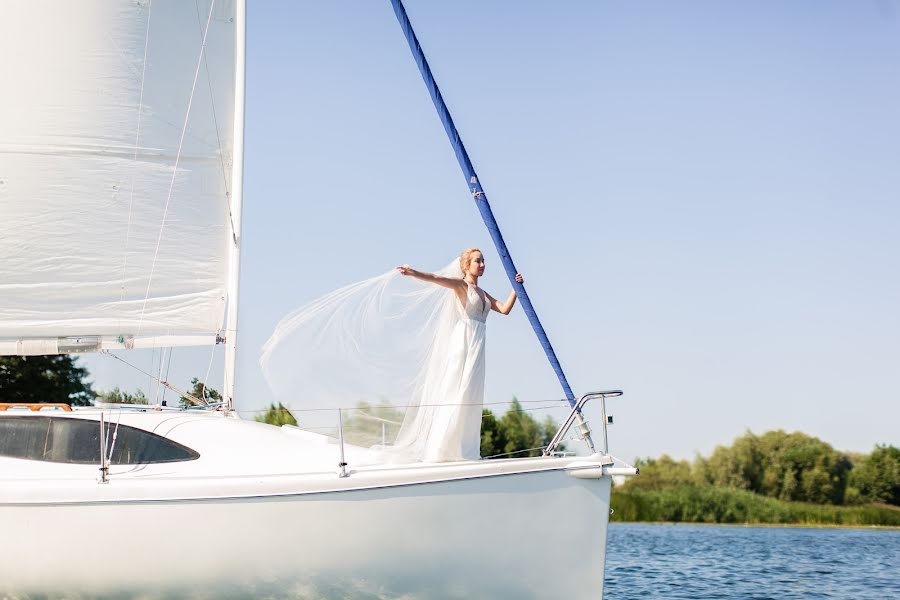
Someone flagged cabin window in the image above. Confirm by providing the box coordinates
[0,416,199,464]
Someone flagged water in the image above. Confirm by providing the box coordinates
[5,523,895,599]
[605,523,900,599]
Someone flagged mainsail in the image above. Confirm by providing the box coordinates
[0,0,241,356]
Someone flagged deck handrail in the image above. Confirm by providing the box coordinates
[543,390,623,456]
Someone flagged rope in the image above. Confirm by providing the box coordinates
[137,0,217,334]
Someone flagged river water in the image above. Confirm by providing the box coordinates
[605,523,900,599]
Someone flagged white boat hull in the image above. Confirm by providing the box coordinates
[1,467,611,598]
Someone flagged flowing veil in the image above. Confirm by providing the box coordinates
[260,260,466,462]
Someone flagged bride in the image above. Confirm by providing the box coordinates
[396,248,523,461]
[260,247,523,464]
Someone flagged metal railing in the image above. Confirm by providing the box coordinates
[544,390,623,457]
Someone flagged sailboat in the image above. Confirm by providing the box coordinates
[0,1,635,597]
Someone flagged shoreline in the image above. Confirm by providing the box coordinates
[610,520,900,531]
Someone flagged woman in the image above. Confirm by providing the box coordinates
[395,248,523,461]
[260,248,522,464]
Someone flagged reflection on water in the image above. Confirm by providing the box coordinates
[3,579,418,600]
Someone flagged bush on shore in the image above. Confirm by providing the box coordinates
[611,485,900,526]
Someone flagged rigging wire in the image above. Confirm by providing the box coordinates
[107,410,123,465]
[192,0,233,221]
[389,0,578,407]
[200,340,218,404]
[232,398,570,416]
[101,351,205,406]
[153,346,167,404]
[160,347,174,405]
[483,446,550,460]
[147,346,156,401]
[119,0,153,305]
[136,0,217,334]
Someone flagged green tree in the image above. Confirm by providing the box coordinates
[97,387,148,404]
[480,399,559,458]
[0,355,94,406]
[627,455,701,491]
[699,430,852,504]
[700,431,764,492]
[480,408,506,457]
[255,402,298,427]
[848,445,900,506]
[179,377,222,407]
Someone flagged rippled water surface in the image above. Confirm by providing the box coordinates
[605,523,900,599]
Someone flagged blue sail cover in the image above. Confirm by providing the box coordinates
[389,0,577,407]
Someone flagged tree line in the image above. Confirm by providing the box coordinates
[0,356,94,405]
[623,430,899,507]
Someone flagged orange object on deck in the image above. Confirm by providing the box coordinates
[0,403,72,411]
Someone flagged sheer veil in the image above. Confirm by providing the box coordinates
[260,260,465,461]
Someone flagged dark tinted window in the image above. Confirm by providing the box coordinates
[0,417,51,460]
[0,416,199,464]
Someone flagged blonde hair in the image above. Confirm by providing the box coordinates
[459,247,482,275]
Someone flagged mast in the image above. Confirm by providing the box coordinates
[223,0,247,413]
[389,0,578,407]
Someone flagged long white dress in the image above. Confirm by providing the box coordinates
[261,263,491,464]
[418,282,489,461]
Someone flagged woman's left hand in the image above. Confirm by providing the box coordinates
[514,273,524,284]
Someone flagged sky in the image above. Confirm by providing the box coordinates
[86,0,900,463]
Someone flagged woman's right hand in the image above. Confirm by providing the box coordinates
[397,264,414,276]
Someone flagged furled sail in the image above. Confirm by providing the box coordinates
[0,1,240,354]
[389,0,577,407]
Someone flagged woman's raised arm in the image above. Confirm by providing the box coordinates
[398,265,467,304]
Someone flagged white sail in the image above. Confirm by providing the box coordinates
[0,0,239,353]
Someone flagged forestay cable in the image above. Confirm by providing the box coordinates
[192,0,237,243]
[137,0,217,334]
[388,0,577,407]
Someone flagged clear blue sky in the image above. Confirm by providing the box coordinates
[87,0,900,462]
